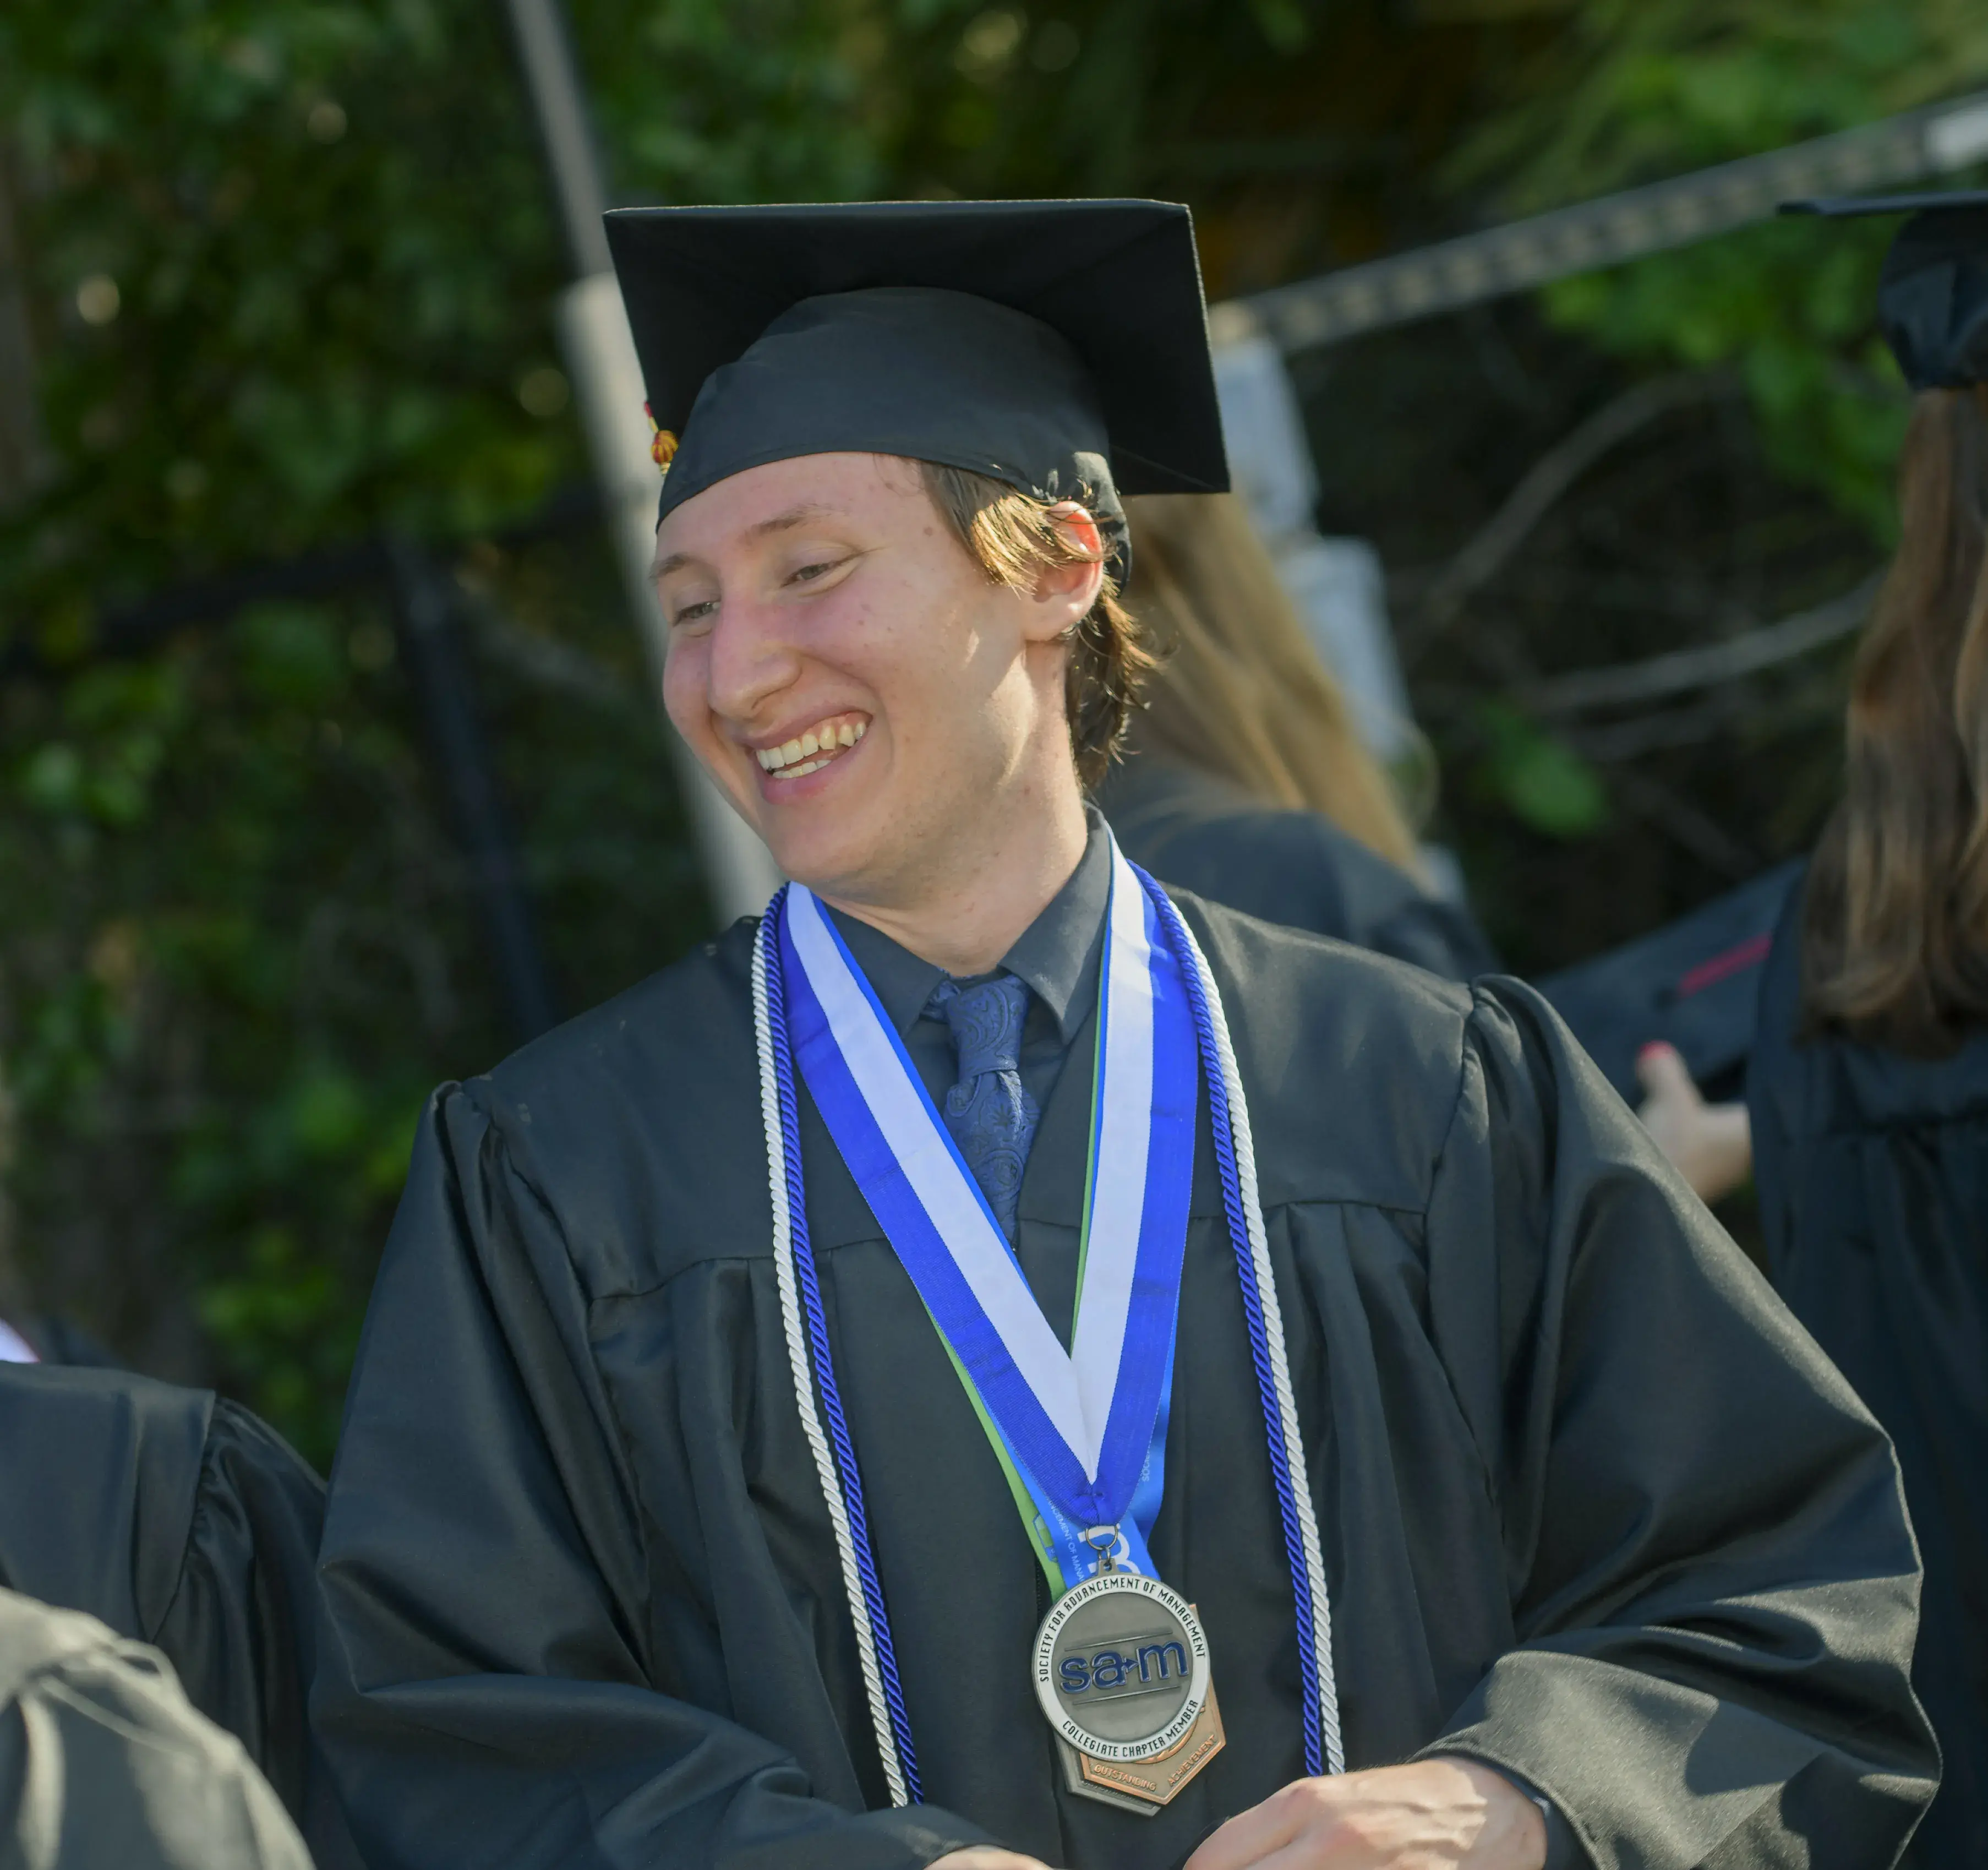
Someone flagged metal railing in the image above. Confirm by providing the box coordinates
[1213,89,1988,352]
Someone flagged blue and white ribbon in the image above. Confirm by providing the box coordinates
[780,842,1194,1584]
[752,848,1343,1807]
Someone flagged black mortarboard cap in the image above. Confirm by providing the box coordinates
[1781,190,1988,391]
[603,200,1229,564]
[1538,860,1803,1103]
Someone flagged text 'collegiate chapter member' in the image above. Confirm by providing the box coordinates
[313,200,1938,1870]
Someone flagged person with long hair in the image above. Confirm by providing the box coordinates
[1096,492,1497,980]
[1746,189,1988,1865]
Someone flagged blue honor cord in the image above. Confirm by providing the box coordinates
[757,867,1333,1802]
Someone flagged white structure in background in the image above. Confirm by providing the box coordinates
[505,0,782,930]
[1208,322,1419,769]
[1209,320,1468,899]
[559,276,784,926]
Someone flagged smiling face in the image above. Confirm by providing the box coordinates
[654,452,1098,919]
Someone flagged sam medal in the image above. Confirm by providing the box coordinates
[1033,1553,1226,1816]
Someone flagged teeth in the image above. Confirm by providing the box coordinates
[754,715,869,774]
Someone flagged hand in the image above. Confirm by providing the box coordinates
[1183,1758,1546,1870]
[1634,1042,1752,1203]
[931,1851,1057,1870]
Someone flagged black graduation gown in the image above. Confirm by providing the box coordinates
[1749,871,1988,1866]
[1095,759,1497,981]
[14,1312,125,1367]
[0,1588,313,1870]
[316,896,1935,1870]
[0,1364,360,1869]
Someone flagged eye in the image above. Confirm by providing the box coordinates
[671,598,718,626]
[789,557,843,585]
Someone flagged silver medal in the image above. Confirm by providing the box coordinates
[1033,1567,1211,1766]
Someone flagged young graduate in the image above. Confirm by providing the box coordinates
[314,201,1935,1870]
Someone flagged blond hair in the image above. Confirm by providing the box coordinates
[919,461,1156,789]
[1121,493,1424,873]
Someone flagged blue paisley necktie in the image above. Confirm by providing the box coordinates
[926,973,1041,1243]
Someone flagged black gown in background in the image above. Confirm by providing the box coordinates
[1750,871,1988,1866]
[316,892,1934,1870]
[1095,758,1497,981]
[0,1364,360,1869]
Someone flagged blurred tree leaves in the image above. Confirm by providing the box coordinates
[1456,1,1988,535]
[0,0,574,591]
[0,0,872,1454]
[1472,701,1611,839]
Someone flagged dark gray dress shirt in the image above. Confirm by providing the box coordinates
[827,815,1111,1348]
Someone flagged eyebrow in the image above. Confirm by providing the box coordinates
[651,503,848,581]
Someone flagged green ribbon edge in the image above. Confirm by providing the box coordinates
[928,959,1110,1598]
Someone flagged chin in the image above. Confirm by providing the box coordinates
[757,812,887,902]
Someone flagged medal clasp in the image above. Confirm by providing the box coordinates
[1084,1524,1124,1573]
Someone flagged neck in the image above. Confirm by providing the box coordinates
[819,771,1090,977]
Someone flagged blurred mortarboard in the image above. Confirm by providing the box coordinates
[1539,862,1802,1104]
[1781,189,1988,390]
[603,200,1228,558]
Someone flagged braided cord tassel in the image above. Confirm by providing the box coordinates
[755,902,921,1806]
[1141,874,1346,1779]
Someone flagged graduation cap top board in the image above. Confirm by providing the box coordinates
[1538,861,1804,1105]
[1781,190,1988,391]
[602,200,1230,564]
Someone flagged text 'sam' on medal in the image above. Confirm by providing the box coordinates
[1033,1535,1224,1814]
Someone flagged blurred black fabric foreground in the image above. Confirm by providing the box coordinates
[0,1588,312,1870]
[0,1365,359,1869]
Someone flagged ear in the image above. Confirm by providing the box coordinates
[1022,503,1107,643]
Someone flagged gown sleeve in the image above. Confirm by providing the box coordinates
[1417,979,1937,1866]
[170,1399,362,1870]
[313,1087,996,1870]
[0,1364,358,1870]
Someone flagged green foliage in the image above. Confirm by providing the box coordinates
[587,0,889,204]
[0,0,875,1454]
[0,0,575,590]
[1470,702,1612,840]
[1457,0,1988,537]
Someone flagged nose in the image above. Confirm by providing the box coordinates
[703,591,802,727]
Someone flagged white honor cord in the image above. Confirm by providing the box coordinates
[1174,917,1346,1776]
[756,910,1344,1795]
[753,932,912,1808]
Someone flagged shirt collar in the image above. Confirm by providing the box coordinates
[823,809,1113,1043]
